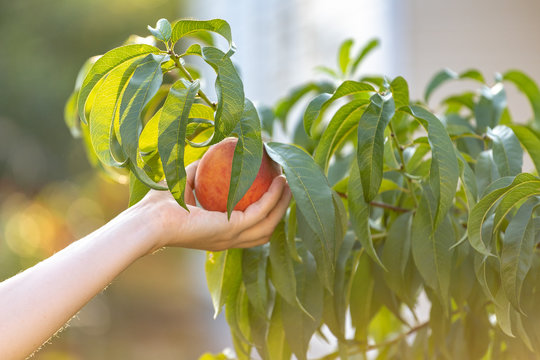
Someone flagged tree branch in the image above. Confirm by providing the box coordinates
[317,320,430,360]
[335,192,411,213]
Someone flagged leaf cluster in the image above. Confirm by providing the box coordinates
[66,19,540,359]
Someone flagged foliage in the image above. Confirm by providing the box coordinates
[66,18,540,359]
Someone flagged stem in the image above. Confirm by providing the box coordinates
[370,201,410,213]
[317,320,430,360]
[451,133,484,141]
[335,192,410,213]
[388,122,418,208]
[168,50,217,111]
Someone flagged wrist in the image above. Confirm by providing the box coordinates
[117,199,163,257]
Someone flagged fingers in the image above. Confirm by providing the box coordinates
[184,160,200,205]
[185,160,199,189]
[232,175,287,230]
[235,185,291,245]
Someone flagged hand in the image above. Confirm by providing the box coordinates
[136,161,292,253]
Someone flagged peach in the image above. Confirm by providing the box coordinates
[194,137,281,212]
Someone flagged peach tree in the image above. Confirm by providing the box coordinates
[66,18,540,360]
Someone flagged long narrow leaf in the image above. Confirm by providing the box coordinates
[171,19,233,47]
[314,99,369,171]
[357,92,395,202]
[78,44,159,123]
[117,53,168,189]
[158,79,200,209]
[227,99,263,216]
[402,105,459,228]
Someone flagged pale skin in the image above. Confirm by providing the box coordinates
[0,161,292,359]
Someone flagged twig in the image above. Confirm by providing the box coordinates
[316,320,430,360]
[168,50,217,111]
[370,201,410,213]
[335,191,410,213]
[388,123,418,208]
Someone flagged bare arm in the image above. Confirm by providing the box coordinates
[0,162,291,359]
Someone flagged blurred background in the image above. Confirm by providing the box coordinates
[2,0,540,358]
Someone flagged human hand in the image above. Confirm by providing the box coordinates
[136,161,291,253]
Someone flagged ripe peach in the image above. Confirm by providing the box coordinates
[194,137,281,212]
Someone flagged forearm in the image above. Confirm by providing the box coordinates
[0,203,158,359]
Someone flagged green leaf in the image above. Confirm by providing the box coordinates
[286,203,302,263]
[315,65,339,79]
[338,38,354,75]
[257,105,275,136]
[503,70,540,126]
[403,105,459,227]
[147,18,172,42]
[304,80,374,137]
[242,245,269,318]
[474,249,499,305]
[382,213,413,300]
[442,92,476,111]
[348,160,386,269]
[201,47,245,144]
[78,44,160,123]
[474,84,507,132]
[357,92,395,202]
[181,43,203,57]
[350,252,375,342]
[350,38,379,74]
[492,176,540,235]
[171,19,232,47]
[157,79,200,209]
[494,283,514,337]
[269,221,298,306]
[390,76,410,109]
[411,187,455,313]
[467,173,537,256]
[248,303,270,359]
[89,58,139,167]
[500,200,538,312]
[281,247,323,360]
[332,191,348,261]
[117,53,168,190]
[66,57,99,136]
[314,99,368,171]
[510,125,540,175]
[206,249,242,317]
[227,99,263,215]
[128,171,150,206]
[225,283,252,358]
[486,125,523,177]
[64,91,80,137]
[297,205,334,292]
[265,142,336,275]
[460,69,485,83]
[475,150,500,197]
[426,69,483,104]
[425,68,483,104]
[456,151,478,208]
[198,352,231,360]
[303,93,332,137]
[275,81,334,124]
[267,297,292,360]
[324,232,356,339]
[424,68,458,102]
